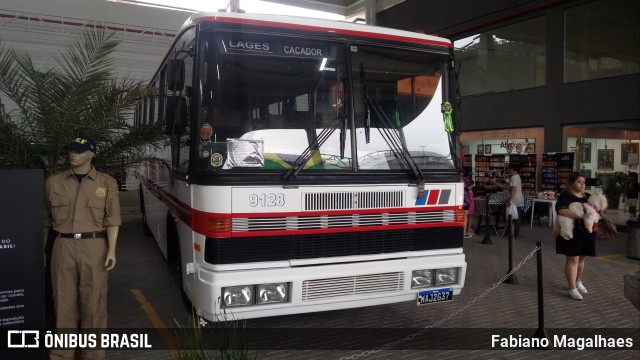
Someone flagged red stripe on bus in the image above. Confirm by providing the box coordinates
[231,205,457,218]
[191,16,452,48]
[138,174,461,238]
[202,221,463,239]
[427,189,440,205]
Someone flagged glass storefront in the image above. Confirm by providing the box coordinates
[564,125,640,178]
[460,127,544,193]
[461,126,639,196]
[564,0,640,82]
[454,16,547,96]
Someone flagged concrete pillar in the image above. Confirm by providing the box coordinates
[365,0,377,25]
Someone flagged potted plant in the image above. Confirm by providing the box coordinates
[603,171,628,209]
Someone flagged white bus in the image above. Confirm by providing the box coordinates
[135,11,467,322]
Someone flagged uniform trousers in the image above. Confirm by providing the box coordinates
[50,237,108,360]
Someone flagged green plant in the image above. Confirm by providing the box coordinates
[603,171,627,209]
[174,308,257,360]
[0,28,165,177]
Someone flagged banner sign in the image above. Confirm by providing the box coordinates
[0,170,45,359]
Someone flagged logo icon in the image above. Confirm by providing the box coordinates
[95,187,106,198]
[7,330,39,348]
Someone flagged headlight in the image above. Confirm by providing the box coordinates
[435,268,458,285]
[222,285,253,307]
[411,270,433,289]
[257,283,288,304]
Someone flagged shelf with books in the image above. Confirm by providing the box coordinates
[464,154,472,176]
[475,154,505,196]
[474,155,490,196]
[542,152,575,193]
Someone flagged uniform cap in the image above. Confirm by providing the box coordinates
[68,136,97,153]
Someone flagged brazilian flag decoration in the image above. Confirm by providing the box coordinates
[263,150,325,170]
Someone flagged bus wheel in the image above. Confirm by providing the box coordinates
[142,213,153,237]
[167,216,193,312]
[140,186,152,237]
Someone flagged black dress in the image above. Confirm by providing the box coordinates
[555,192,597,257]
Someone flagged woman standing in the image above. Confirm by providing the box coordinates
[555,172,598,300]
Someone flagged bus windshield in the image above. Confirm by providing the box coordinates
[195,31,454,173]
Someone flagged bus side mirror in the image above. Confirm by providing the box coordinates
[165,96,187,136]
[167,59,185,92]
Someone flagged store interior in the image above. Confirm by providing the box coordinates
[461,126,639,226]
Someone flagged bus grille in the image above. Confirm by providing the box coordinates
[232,210,455,232]
[303,190,405,210]
[302,272,404,301]
[204,227,463,264]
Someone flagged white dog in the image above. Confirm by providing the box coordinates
[555,193,608,240]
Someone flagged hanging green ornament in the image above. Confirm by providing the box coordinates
[441,101,454,133]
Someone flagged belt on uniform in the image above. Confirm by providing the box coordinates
[57,231,107,239]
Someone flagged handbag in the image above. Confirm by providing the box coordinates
[596,214,617,240]
[507,203,519,219]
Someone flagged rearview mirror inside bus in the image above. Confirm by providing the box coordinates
[167,59,185,92]
[165,96,187,135]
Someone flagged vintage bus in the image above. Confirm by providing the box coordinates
[135,11,467,322]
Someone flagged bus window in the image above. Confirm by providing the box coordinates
[195,33,350,172]
[352,45,453,171]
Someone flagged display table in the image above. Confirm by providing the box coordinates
[474,191,508,235]
[530,198,557,228]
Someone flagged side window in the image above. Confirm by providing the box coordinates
[175,55,193,172]
[164,32,195,174]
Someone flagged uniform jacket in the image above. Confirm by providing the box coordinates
[44,166,121,233]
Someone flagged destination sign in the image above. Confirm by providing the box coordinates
[220,36,333,59]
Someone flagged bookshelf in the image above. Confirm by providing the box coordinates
[507,154,537,193]
[542,152,575,193]
[463,154,472,176]
[474,154,506,196]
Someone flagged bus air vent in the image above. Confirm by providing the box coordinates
[301,272,404,301]
[303,191,405,211]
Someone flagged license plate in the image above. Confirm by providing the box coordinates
[417,287,453,305]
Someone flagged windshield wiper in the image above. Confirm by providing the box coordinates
[359,64,425,185]
[284,71,347,180]
[283,111,344,180]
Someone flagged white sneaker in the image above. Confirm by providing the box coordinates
[577,281,588,294]
[568,288,583,300]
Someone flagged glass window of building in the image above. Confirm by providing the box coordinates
[453,16,547,96]
[564,0,640,82]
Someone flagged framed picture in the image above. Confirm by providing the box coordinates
[525,142,535,154]
[484,144,492,154]
[580,142,591,163]
[621,143,639,164]
[597,149,614,171]
[477,144,484,154]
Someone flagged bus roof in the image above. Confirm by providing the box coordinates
[182,12,452,49]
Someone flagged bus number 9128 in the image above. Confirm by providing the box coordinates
[249,193,286,207]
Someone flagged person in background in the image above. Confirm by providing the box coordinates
[463,170,472,238]
[44,136,121,360]
[484,172,502,193]
[555,172,597,301]
[488,165,524,237]
[464,179,476,238]
[626,172,639,211]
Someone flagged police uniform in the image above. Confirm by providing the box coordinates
[45,163,121,359]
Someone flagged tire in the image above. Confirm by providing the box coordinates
[140,187,153,237]
[167,215,192,312]
[142,212,153,237]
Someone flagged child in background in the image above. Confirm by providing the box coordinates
[464,179,476,238]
